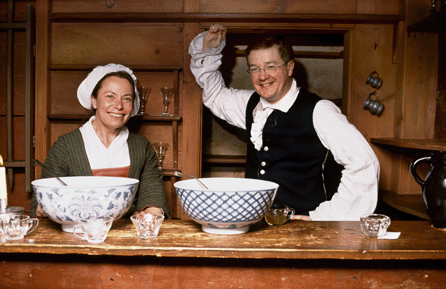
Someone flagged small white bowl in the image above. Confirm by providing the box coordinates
[174,177,278,234]
[32,176,139,232]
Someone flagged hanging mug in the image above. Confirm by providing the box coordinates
[364,91,384,116]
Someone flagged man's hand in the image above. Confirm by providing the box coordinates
[290,215,312,221]
[203,24,227,51]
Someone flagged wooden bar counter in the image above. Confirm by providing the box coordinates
[1,218,446,288]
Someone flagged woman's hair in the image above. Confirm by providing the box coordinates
[244,35,295,64]
[91,71,135,100]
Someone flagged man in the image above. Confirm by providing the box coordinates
[189,24,380,221]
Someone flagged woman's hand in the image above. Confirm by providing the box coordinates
[203,24,227,51]
[290,215,312,221]
[36,204,47,217]
[133,206,163,219]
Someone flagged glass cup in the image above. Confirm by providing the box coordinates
[131,213,164,239]
[73,217,113,243]
[1,215,39,240]
[360,214,391,237]
[152,141,169,171]
[264,204,295,225]
[138,87,151,116]
[160,87,173,116]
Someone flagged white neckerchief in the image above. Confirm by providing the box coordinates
[250,79,299,150]
[79,116,130,169]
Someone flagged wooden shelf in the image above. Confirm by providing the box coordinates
[203,154,246,164]
[48,114,181,122]
[49,64,182,71]
[231,48,343,59]
[371,138,446,152]
[379,190,429,220]
[407,10,446,33]
[49,12,404,24]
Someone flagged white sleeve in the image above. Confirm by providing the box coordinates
[309,100,380,221]
[189,32,254,130]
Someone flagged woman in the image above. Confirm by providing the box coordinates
[31,63,170,218]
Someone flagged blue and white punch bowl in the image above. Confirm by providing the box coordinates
[174,177,278,234]
[32,176,139,232]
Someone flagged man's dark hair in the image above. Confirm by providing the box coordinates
[244,35,294,63]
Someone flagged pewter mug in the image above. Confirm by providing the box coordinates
[410,152,446,228]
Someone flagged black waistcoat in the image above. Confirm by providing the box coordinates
[245,90,328,215]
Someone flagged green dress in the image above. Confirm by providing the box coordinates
[30,129,170,217]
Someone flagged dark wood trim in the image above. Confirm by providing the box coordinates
[49,13,405,24]
[371,138,446,151]
[47,114,182,122]
[407,10,446,33]
[49,64,182,71]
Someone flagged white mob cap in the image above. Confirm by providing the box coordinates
[77,63,140,117]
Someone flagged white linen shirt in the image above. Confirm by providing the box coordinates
[189,32,380,221]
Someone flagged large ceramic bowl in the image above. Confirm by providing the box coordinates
[174,177,278,234]
[31,176,139,232]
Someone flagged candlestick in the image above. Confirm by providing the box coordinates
[0,155,7,212]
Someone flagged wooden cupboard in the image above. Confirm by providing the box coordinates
[2,0,444,220]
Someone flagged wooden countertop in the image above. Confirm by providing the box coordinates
[1,218,446,260]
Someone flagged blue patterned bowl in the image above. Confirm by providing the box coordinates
[32,176,139,232]
[174,177,278,234]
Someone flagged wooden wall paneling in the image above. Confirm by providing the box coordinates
[397,30,437,195]
[51,23,183,66]
[434,33,446,138]
[356,0,402,15]
[12,31,26,116]
[34,0,51,181]
[51,0,184,14]
[342,30,353,117]
[133,124,175,169]
[180,22,202,219]
[349,24,398,191]
[49,122,82,146]
[439,32,446,90]
[50,70,90,115]
[403,32,437,140]
[406,0,435,26]
[134,71,177,117]
[0,116,29,209]
[0,116,25,161]
[0,32,6,115]
[199,0,357,14]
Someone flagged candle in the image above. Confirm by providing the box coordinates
[0,155,7,204]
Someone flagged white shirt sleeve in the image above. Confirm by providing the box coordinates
[309,100,380,221]
[189,31,254,130]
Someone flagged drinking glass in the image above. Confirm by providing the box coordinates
[160,87,173,116]
[138,87,151,116]
[73,217,113,243]
[131,213,164,239]
[152,141,169,171]
[1,215,39,240]
[360,214,391,237]
[264,204,295,225]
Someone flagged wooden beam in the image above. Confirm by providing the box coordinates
[50,13,405,24]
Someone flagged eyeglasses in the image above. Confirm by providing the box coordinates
[247,62,287,74]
